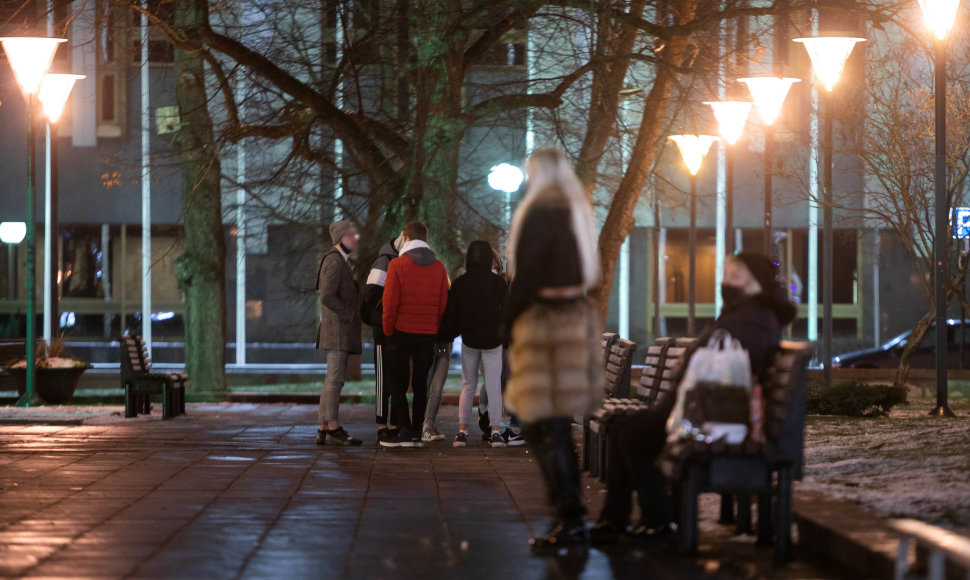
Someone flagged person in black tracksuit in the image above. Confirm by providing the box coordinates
[590,251,797,542]
[360,235,403,444]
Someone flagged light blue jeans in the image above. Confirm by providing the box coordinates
[459,345,503,428]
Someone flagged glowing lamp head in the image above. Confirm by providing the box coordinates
[704,101,753,145]
[0,37,66,95]
[668,135,718,176]
[488,163,525,193]
[793,37,865,92]
[0,222,27,244]
[738,77,801,125]
[38,73,85,122]
[917,0,961,40]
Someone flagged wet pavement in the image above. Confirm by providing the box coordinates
[0,403,850,579]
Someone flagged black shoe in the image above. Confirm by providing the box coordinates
[382,427,414,448]
[325,426,362,446]
[630,522,678,543]
[315,429,328,446]
[529,520,589,554]
[503,427,526,446]
[589,520,624,545]
[377,428,397,446]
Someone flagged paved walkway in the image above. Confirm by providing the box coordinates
[0,403,849,579]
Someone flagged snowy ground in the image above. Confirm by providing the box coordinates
[802,396,970,534]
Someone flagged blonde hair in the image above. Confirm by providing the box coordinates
[507,149,600,290]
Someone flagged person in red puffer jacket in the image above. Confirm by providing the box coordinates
[380,221,450,447]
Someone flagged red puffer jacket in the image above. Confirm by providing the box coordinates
[382,244,449,336]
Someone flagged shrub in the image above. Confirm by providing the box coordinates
[807,380,909,417]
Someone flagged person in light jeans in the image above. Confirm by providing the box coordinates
[438,240,510,447]
[422,340,452,441]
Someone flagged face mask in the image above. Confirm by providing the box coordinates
[721,284,746,307]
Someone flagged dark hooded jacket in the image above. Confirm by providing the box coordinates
[360,239,399,345]
[699,284,797,383]
[439,241,510,350]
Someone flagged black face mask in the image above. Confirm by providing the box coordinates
[721,284,747,308]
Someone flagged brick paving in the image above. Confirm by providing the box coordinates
[0,403,849,579]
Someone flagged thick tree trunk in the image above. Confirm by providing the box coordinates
[895,311,934,389]
[172,0,227,393]
[405,0,466,269]
[591,0,698,323]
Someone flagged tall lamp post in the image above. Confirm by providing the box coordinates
[793,36,864,388]
[0,36,66,407]
[706,101,753,256]
[38,73,85,341]
[918,0,960,417]
[488,163,525,240]
[738,76,800,256]
[669,134,718,337]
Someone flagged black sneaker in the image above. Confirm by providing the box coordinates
[325,426,362,446]
[589,520,624,545]
[377,428,396,446]
[630,522,678,543]
[315,429,328,446]
[529,520,589,554]
[490,431,507,448]
[503,428,526,446]
[453,431,468,447]
[387,427,414,448]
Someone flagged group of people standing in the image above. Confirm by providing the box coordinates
[315,148,605,551]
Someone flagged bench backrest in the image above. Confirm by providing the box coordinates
[601,333,618,370]
[638,337,697,405]
[604,338,637,398]
[120,335,152,382]
[764,340,814,475]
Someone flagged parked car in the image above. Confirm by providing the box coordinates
[834,319,970,369]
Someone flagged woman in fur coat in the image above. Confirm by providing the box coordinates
[505,148,603,553]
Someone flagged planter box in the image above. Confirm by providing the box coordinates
[9,366,92,405]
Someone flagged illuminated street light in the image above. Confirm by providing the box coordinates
[706,101,752,259]
[793,36,865,92]
[1,36,66,407]
[917,0,961,416]
[918,0,961,40]
[488,163,525,241]
[669,134,718,337]
[39,73,85,340]
[795,35,864,391]
[0,222,27,245]
[739,76,800,255]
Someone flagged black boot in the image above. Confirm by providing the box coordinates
[529,519,589,553]
[527,419,588,554]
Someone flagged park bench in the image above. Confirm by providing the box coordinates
[637,337,695,405]
[120,335,187,419]
[661,340,814,561]
[584,337,639,479]
[891,518,970,580]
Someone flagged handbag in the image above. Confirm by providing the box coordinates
[666,330,752,444]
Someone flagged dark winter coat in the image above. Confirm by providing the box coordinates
[506,187,584,328]
[439,241,509,350]
[382,242,450,337]
[316,248,363,354]
[699,287,797,382]
[360,239,399,346]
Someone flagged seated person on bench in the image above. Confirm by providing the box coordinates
[590,251,796,543]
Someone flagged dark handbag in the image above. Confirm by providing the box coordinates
[683,382,751,428]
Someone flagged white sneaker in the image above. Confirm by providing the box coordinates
[421,427,446,442]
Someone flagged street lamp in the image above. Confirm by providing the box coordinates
[0,36,66,407]
[738,76,800,256]
[669,134,718,337]
[38,73,84,340]
[794,35,864,389]
[705,100,753,255]
[1,222,27,302]
[488,163,525,235]
[917,0,960,417]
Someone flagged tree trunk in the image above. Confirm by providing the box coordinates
[172,0,227,393]
[894,311,934,388]
[591,0,698,323]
